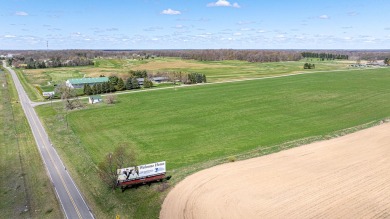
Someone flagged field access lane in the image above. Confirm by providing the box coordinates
[3,61,94,219]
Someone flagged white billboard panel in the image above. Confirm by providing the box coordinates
[117,161,166,182]
[43,91,55,97]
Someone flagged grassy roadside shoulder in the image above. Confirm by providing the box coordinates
[36,101,162,219]
[0,68,62,218]
[14,68,44,102]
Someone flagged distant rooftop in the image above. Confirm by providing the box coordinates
[67,77,108,84]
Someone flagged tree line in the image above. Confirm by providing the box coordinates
[142,49,303,62]
[187,73,207,84]
[83,75,140,95]
[5,49,390,65]
[9,56,94,69]
[301,52,349,60]
[82,71,207,95]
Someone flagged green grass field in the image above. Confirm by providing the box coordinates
[35,67,390,218]
[68,67,390,169]
[20,58,353,101]
[0,69,62,218]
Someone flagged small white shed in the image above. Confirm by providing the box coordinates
[89,95,102,104]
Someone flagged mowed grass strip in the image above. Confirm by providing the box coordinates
[15,69,44,102]
[69,68,390,170]
[0,69,62,218]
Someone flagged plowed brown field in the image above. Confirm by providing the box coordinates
[161,123,390,219]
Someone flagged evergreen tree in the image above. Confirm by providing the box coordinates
[109,76,119,86]
[125,77,133,90]
[132,78,140,89]
[102,82,109,93]
[96,83,102,94]
[84,84,92,95]
[116,78,125,91]
[384,58,390,65]
[109,82,116,92]
[196,73,203,83]
[143,78,153,88]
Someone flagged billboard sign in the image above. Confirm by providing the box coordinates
[117,161,166,182]
[43,91,55,97]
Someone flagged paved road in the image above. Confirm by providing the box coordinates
[3,61,94,219]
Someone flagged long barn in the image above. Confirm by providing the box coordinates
[65,77,109,88]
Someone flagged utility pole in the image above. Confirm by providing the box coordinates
[46,40,49,60]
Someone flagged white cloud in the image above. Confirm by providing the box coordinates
[71,32,83,38]
[348,11,359,16]
[319,15,330,19]
[237,20,256,25]
[143,26,163,32]
[207,0,240,8]
[232,3,240,8]
[161,8,181,15]
[363,38,376,43]
[4,35,16,38]
[15,11,28,16]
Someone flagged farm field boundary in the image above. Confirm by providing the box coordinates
[161,121,390,218]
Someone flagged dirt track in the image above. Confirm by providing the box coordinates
[160,123,390,219]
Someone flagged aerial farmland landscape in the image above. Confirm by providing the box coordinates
[1,1,390,219]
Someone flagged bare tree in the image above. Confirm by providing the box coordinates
[97,143,137,189]
[97,153,117,190]
[55,82,82,110]
[114,142,137,169]
[105,94,116,104]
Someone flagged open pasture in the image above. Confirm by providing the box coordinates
[36,67,390,218]
[130,58,352,81]
[67,68,390,169]
[21,58,352,98]
[20,57,353,102]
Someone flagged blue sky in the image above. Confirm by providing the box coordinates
[1,0,389,50]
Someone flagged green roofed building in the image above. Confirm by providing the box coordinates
[66,77,109,89]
